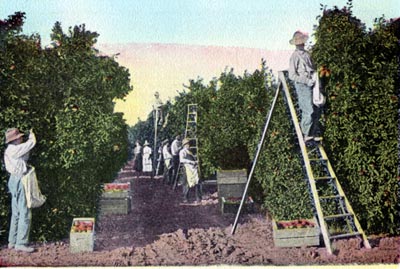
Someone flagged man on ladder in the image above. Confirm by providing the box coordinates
[288,30,323,143]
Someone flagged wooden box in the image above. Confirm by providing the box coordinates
[100,183,131,215]
[69,218,95,253]
[217,169,247,205]
[102,183,131,197]
[99,196,131,215]
[272,218,320,248]
[221,196,254,214]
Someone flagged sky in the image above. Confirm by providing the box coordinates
[1,0,399,125]
[1,0,398,50]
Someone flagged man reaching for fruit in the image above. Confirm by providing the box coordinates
[288,30,322,143]
[4,128,36,253]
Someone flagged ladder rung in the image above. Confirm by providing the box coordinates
[309,158,327,162]
[324,213,353,220]
[314,176,334,181]
[202,179,217,185]
[319,195,342,200]
[329,232,361,240]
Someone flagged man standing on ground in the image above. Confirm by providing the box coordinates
[133,140,142,173]
[171,135,182,184]
[142,140,153,177]
[4,128,36,253]
[179,138,202,203]
[162,139,173,184]
[288,30,322,143]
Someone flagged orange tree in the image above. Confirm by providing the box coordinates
[311,2,399,234]
[0,14,132,241]
[249,70,315,220]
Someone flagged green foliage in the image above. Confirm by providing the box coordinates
[312,2,399,234]
[250,81,314,220]
[127,2,399,235]
[0,14,132,241]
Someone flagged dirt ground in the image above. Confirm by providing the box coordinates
[1,160,399,267]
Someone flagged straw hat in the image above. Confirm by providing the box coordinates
[5,128,24,144]
[182,138,190,146]
[289,31,309,45]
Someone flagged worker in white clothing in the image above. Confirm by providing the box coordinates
[179,138,202,203]
[170,135,182,184]
[142,140,153,176]
[4,128,36,253]
[162,139,173,184]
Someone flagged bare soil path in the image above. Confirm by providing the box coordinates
[1,160,399,266]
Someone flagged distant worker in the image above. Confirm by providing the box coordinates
[179,138,202,203]
[4,128,36,253]
[152,91,163,125]
[171,135,182,184]
[288,30,322,143]
[155,143,164,176]
[132,140,142,173]
[162,139,173,184]
[142,140,153,176]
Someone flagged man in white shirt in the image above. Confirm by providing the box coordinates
[288,30,322,143]
[152,91,163,125]
[179,138,201,203]
[162,139,173,184]
[170,135,182,184]
[4,128,36,253]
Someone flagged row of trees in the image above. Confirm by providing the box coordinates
[0,13,132,241]
[129,3,399,235]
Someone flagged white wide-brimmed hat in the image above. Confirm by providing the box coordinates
[182,138,190,146]
[5,128,24,144]
[289,31,309,45]
[144,140,150,146]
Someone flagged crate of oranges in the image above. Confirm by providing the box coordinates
[69,218,95,253]
[101,183,131,199]
[100,183,131,215]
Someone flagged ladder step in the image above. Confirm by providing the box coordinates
[314,176,334,181]
[319,195,342,200]
[202,179,217,185]
[329,232,361,240]
[309,158,327,163]
[324,213,353,220]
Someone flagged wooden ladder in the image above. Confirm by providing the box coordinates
[232,71,370,255]
[279,70,371,254]
[173,104,200,189]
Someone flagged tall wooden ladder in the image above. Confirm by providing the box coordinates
[173,104,200,189]
[184,104,199,158]
[279,70,371,254]
[232,71,370,255]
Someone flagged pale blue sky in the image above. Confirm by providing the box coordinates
[1,0,398,50]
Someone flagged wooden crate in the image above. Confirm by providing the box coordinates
[69,218,95,253]
[103,182,132,196]
[272,218,320,248]
[99,196,131,215]
[221,196,254,214]
[217,169,247,205]
[114,179,134,192]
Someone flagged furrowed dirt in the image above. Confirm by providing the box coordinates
[1,160,399,266]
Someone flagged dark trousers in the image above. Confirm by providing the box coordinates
[163,162,173,184]
[172,155,179,182]
[183,183,202,202]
